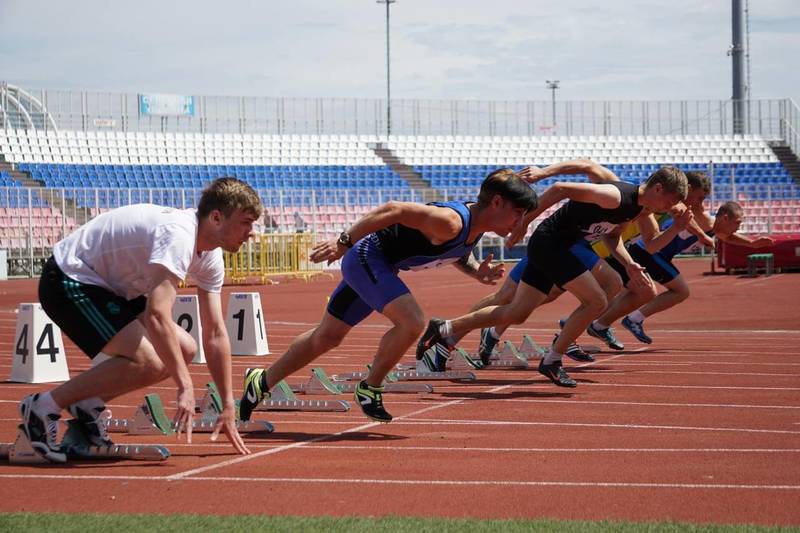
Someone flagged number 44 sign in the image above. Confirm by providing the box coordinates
[225,293,270,356]
[10,303,70,383]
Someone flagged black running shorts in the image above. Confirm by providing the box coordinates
[520,234,592,295]
[38,256,147,358]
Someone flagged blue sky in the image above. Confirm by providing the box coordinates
[1,0,797,103]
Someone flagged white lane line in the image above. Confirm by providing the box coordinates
[481,398,800,410]
[0,474,796,491]
[266,321,800,335]
[626,370,800,377]
[164,379,525,481]
[380,418,800,434]
[296,445,800,453]
[584,383,800,391]
[162,352,633,480]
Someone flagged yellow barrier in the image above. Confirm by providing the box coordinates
[224,232,333,285]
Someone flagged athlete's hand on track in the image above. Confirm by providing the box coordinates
[751,237,775,248]
[476,253,505,285]
[625,261,654,292]
[505,220,529,249]
[211,404,251,455]
[518,166,547,184]
[310,240,347,265]
[174,387,195,444]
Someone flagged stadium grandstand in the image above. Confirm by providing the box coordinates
[1,82,799,276]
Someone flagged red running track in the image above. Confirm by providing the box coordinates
[0,258,798,525]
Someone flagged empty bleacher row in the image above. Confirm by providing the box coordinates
[386,133,779,165]
[0,128,799,254]
[415,163,795,192]
[0,129,388,166]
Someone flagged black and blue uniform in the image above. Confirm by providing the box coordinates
[508,241,600,285]
[608,218,712,286]
[327,201,482,326]
[521,181,643,294]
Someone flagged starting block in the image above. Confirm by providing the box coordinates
[198,381,350,414]
[107,393,274,435]
[255,380,350,412]
[447,348,489,370]
[293,367,433,395]
[1,421,170,464]
[519,335,547,359]
[451,343,529,369]
[338,366,476,382]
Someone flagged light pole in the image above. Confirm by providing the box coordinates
[546,80,560,135]
[377,0,396,137]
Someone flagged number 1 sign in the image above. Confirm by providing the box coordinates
[224,293,270,356]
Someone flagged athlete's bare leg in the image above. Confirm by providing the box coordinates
[50,321,197,407]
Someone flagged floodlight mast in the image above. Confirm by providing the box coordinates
[377,0,396,137]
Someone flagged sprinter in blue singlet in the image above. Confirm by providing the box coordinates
[238,169,536,423]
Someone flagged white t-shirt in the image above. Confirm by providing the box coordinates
[54,204,224,300]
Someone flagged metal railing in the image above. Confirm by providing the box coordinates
[1,83,795,140]
[1,183,799,278]
[781,99,800,157]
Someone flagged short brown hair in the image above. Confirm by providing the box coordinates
[477,168,537,211]
[716,201,743,219]
[685,171,712,195]
[645,166,688,200]
[197,177,263,219]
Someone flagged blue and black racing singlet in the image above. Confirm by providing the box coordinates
[534,181,644,244]
[635,218,713,260]
[373,201,482,270]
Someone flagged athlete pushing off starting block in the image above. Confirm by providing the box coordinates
[18,177,259,462]
[238,169,536,423]
[418,164,688,387]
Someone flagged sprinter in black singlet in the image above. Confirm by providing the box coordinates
[418,165,688,387]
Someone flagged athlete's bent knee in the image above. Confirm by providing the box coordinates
[586,294,608,315]
[395,309,426,338]
[314,328,346,351]
[506,304,532,325]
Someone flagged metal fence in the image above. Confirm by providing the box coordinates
[2,83,797,140]
[2,184,798,278]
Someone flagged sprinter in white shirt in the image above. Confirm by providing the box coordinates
[19,177,261,462]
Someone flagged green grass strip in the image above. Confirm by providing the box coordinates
[0,513,795,533]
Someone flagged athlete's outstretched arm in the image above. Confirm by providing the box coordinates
[310,201,462,264]
[637,209,695,254]
[143,270,195,440]
[506,182,623,247]
[198,289,250,455]
[518,160,620,185]
[717,231,774,248]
